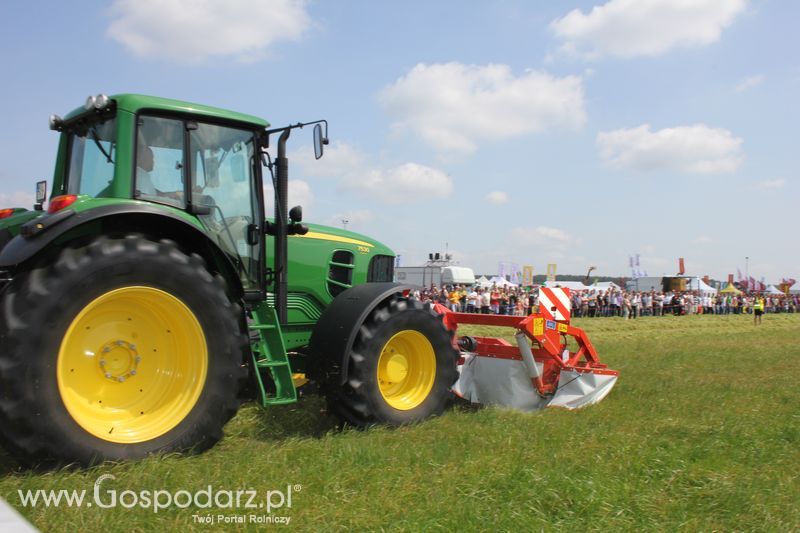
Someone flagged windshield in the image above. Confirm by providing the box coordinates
[66,116,116,197]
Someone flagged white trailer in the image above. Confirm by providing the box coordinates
[395,266,475,287]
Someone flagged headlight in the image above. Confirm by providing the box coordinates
[94,94,109,109]
[85,95,97,110]
[49,114,63,130]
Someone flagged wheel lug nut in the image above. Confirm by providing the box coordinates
[118,377,125,383]
[105,372,112,378]
[130,370,137,376]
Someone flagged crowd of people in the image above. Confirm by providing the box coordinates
[412,285,533,315]
[410,284,799,319]
[567,289,798,318]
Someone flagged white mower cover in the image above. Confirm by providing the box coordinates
[453,353,618,411]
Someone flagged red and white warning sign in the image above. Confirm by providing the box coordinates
[538,287,571,321]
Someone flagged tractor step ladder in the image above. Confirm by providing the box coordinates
[249,303,297,406]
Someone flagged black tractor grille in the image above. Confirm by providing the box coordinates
[327,250,354,297]
[368,255,395,282]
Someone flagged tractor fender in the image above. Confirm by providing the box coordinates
[0,203,244,298]
[309,282,416,386]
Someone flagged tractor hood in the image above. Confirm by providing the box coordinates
[292,222,394,255]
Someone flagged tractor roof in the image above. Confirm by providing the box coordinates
[63,93,270,128]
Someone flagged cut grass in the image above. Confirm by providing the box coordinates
[2,314,799,531]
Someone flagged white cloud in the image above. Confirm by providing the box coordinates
[346,163,453,203]
[509,226,573,249]
[0,191,35,208]
[735,74,765,93]
[264,179,313,214]
[379,62,586,154]
[550,0,747,59]
[596,124,744,174]
[292,140,453,204]
[486,191,508,205]
[292,141,366,178]
[289,179,313,208]
[756,178,785,189]
[107,0,311,63]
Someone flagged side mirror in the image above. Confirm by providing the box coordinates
[289,205,303,222]
[313,123,328,160]
[34,180,47,211]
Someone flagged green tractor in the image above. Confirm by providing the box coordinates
[0,94,458,467]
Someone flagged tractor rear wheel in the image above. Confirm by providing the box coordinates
[328,296,458,426]
[0,235,247,467]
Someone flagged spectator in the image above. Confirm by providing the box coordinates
[480,289,491,314]
[467,288,478,313]
[753,295,764,325]
[631,292,641,319]
[448,286,461,312]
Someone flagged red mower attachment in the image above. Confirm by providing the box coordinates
[438,287,618,411]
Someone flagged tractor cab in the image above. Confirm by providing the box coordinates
[49,96,268,292]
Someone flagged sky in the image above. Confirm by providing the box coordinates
[0,0,797,282]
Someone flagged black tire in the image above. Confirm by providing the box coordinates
[327,296,458,427]
[0,234,248,467]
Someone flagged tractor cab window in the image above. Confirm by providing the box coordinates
[189,122,259,288]
[66,116,116,197]
[135,116,186,208]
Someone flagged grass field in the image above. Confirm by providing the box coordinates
[2,314,799,531]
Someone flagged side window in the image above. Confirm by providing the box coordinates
[66,117,116,197]
[135,116,185,208]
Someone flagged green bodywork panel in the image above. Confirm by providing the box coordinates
[0,94,396,406]
[0,209,40,235]
[274,223,393,352]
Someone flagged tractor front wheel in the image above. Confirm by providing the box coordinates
[328,296,458,426]
[0,235,247,467]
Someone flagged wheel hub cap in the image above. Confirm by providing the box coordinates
[98,340,141,382]
[377,329,436,411]
[384,353,409,383]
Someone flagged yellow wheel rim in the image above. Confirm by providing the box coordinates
[57,287,207,444]
[377,330,436,410]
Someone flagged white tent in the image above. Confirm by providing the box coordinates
[489,276,518,288]
[544,280,591,291]
[687,277,718,294]
[475,276,493,288]
[591,281,620,292]
[764,285,784,295]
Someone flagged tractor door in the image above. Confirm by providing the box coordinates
[187,122,265,297]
